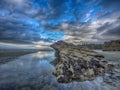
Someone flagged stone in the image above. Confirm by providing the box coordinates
[87,68,94,77]
[108,64,114,73]
[57,75,66,83]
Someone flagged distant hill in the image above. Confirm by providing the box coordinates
[103,40,120,51]
[81,44,103,50]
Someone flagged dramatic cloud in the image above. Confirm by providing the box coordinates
[92,11,120,42]
[0,0,120,45]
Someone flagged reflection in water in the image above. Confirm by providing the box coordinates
[0,51,119,90]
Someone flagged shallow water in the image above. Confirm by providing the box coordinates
[0,50,120,90]
[95,50,120,90]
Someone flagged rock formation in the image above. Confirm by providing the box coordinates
[51,41,112,83]
[103,40,120,51]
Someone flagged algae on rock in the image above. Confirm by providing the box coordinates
[51,41,113,83]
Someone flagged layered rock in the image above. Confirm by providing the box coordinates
[103,40,120,51]
[51,41,112,83]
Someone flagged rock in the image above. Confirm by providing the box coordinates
[57,75,66,83]
[87,68,94,77]
[51,41,112,83]
[108,64,114,73]
[79,75,85,81]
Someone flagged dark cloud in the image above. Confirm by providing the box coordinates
[99,0,120,9]
[101,19,120,39]
[0,0,120,44]
[103,26,120,36]
[92,12,120,42]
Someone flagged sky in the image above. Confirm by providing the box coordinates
[0,0,120,47]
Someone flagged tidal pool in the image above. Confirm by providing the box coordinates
[0,50,119,90]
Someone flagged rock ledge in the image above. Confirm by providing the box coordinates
[51,41,112,83]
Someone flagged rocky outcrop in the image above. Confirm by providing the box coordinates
[103,40,120,51]
[51,41,112,83]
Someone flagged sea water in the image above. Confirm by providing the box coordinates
[0,50,119,90]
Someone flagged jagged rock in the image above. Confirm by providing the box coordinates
[108,64,114,73]
[51,41,112,83]
[57,75,66,83]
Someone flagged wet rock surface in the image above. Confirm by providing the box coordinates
[51,41,112,83]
